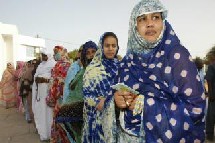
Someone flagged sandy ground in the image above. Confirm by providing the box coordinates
[0,106,44,143]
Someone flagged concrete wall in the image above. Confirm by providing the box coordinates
[0,35,17,78]
[0,35,6,78]
[0,22,18,77]
[0,22,45,78]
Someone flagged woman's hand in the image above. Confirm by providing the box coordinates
[114,90,134,109]
[114,90,126,109]
[128,97,137,110]
[96,97,105,111]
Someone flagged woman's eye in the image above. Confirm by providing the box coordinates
[104,44,109,48]
[152,16,160,20]
[138,17,145,22]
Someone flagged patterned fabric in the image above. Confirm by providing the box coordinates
[0,62,16,108]
[15,61,25,112]
[132,0,167,21]
[54,69,85,143]
[57,102,84,122]
[116,13,205,143]
[46,61,71,107]
[14,61,25,80]
[20,63,34,122]
[20,63,34,98]
[127,0,166,54]
[82,33,119,143]
[57,68,85,125]
[52,41,97,143]
[47,52,71,143]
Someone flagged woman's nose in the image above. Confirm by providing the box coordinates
[146,19,153,27]
[109,46,114,51]
[89,53,94,58]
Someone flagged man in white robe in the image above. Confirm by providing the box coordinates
[32,48,56,141]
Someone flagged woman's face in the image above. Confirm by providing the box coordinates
[136,12,163,42]
[7,63,13,69]
[86,48,97,60]
[41,53,48,61]
[103,36,118,59]
[76,50,82,60]
[54,48,58,54]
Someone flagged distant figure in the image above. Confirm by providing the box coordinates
[20,61,34,123]
[62,46,83,103]
[53,45,64,61]
[55,41,97,143]
[193,57,205,87]
[32,48,56,141]
[14,61,25,112]
[205,46,215,141]
[46,46,71,143]
[31,58,41,78]
[0,62,17,108]
[31,59,41,129]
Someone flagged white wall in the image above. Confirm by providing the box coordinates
[0,22,45,78]
[19,35,45,47]
[16,44,27,62]
[17,35,45,61]
[0,23,18,77]
[4,36,14,63]
[0,35,6,78]
[0,22,18,35]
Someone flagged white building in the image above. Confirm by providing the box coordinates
[0,22,45,78]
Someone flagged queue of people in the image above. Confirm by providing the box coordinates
[1,0,215,142]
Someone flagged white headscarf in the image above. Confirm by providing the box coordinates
[34,49,56,78]
[41,48,53,60]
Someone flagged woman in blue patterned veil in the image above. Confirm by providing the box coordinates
[114,0,206,142]
[82,32,119,143]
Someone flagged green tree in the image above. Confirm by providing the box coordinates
[68,49,78,61]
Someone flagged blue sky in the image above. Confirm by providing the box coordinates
[1,0,215,58]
